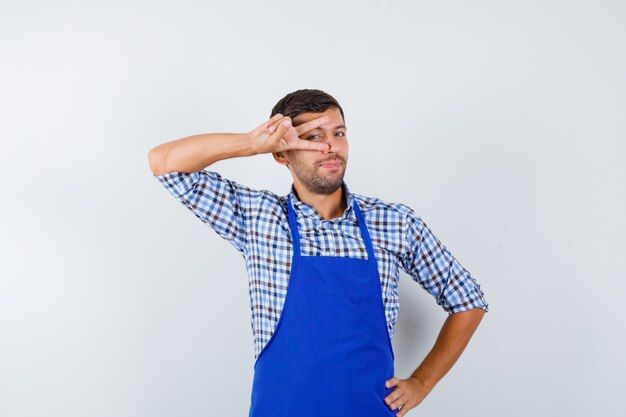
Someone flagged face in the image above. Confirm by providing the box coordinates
[284,107,348,195]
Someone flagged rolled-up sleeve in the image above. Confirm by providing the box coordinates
[399,210,489,314]
[154,170,259,257]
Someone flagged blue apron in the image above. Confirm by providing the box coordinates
[248,194,396,417]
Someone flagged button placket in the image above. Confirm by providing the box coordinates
[318,220,330,255]
[326,221,336,255]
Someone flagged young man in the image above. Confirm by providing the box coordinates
[148,89,489,417]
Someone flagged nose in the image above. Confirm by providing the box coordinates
[320,132,336,153]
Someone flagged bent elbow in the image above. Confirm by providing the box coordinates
[148,147,169,176]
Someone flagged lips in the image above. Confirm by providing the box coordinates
[319,159,342,168]
[320,161,342,169]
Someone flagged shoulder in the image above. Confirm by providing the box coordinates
[352,192,425,239]
[352,192,421,222]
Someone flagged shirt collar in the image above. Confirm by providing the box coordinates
[288,181,354,222]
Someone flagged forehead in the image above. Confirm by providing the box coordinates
[292,107,344,127]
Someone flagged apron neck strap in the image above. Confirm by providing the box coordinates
[287,193,377,261]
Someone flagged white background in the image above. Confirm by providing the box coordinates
[1,0,625,416]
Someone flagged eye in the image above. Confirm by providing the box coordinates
[335,131,346,137]
[307,134,321,140]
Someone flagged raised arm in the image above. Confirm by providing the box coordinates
[148,112,336,256]
[147,113,331,175]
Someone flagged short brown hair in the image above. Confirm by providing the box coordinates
[270,89,345,123]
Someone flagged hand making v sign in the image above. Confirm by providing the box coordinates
[248,113,331,155]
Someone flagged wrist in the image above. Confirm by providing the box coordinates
[409,374,435,393]
[240,132,257,156]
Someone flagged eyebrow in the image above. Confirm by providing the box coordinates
[311,124,347,131]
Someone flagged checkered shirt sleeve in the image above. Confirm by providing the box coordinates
[399,209,489,314]
[154,170,259,257]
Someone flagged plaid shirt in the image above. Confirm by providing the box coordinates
[154,170,489,359]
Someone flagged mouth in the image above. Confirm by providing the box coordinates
[319,161,342,169]
[319,158,343,168]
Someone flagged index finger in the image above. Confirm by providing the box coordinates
[264,113,284,128]
[294,115,329,136]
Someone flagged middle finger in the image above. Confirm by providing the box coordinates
[294,115,329,136]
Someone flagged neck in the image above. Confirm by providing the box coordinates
[293,182,347,220]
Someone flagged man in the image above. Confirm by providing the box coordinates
[148,89,489,417]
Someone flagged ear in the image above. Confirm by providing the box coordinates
[272,151,290,168]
